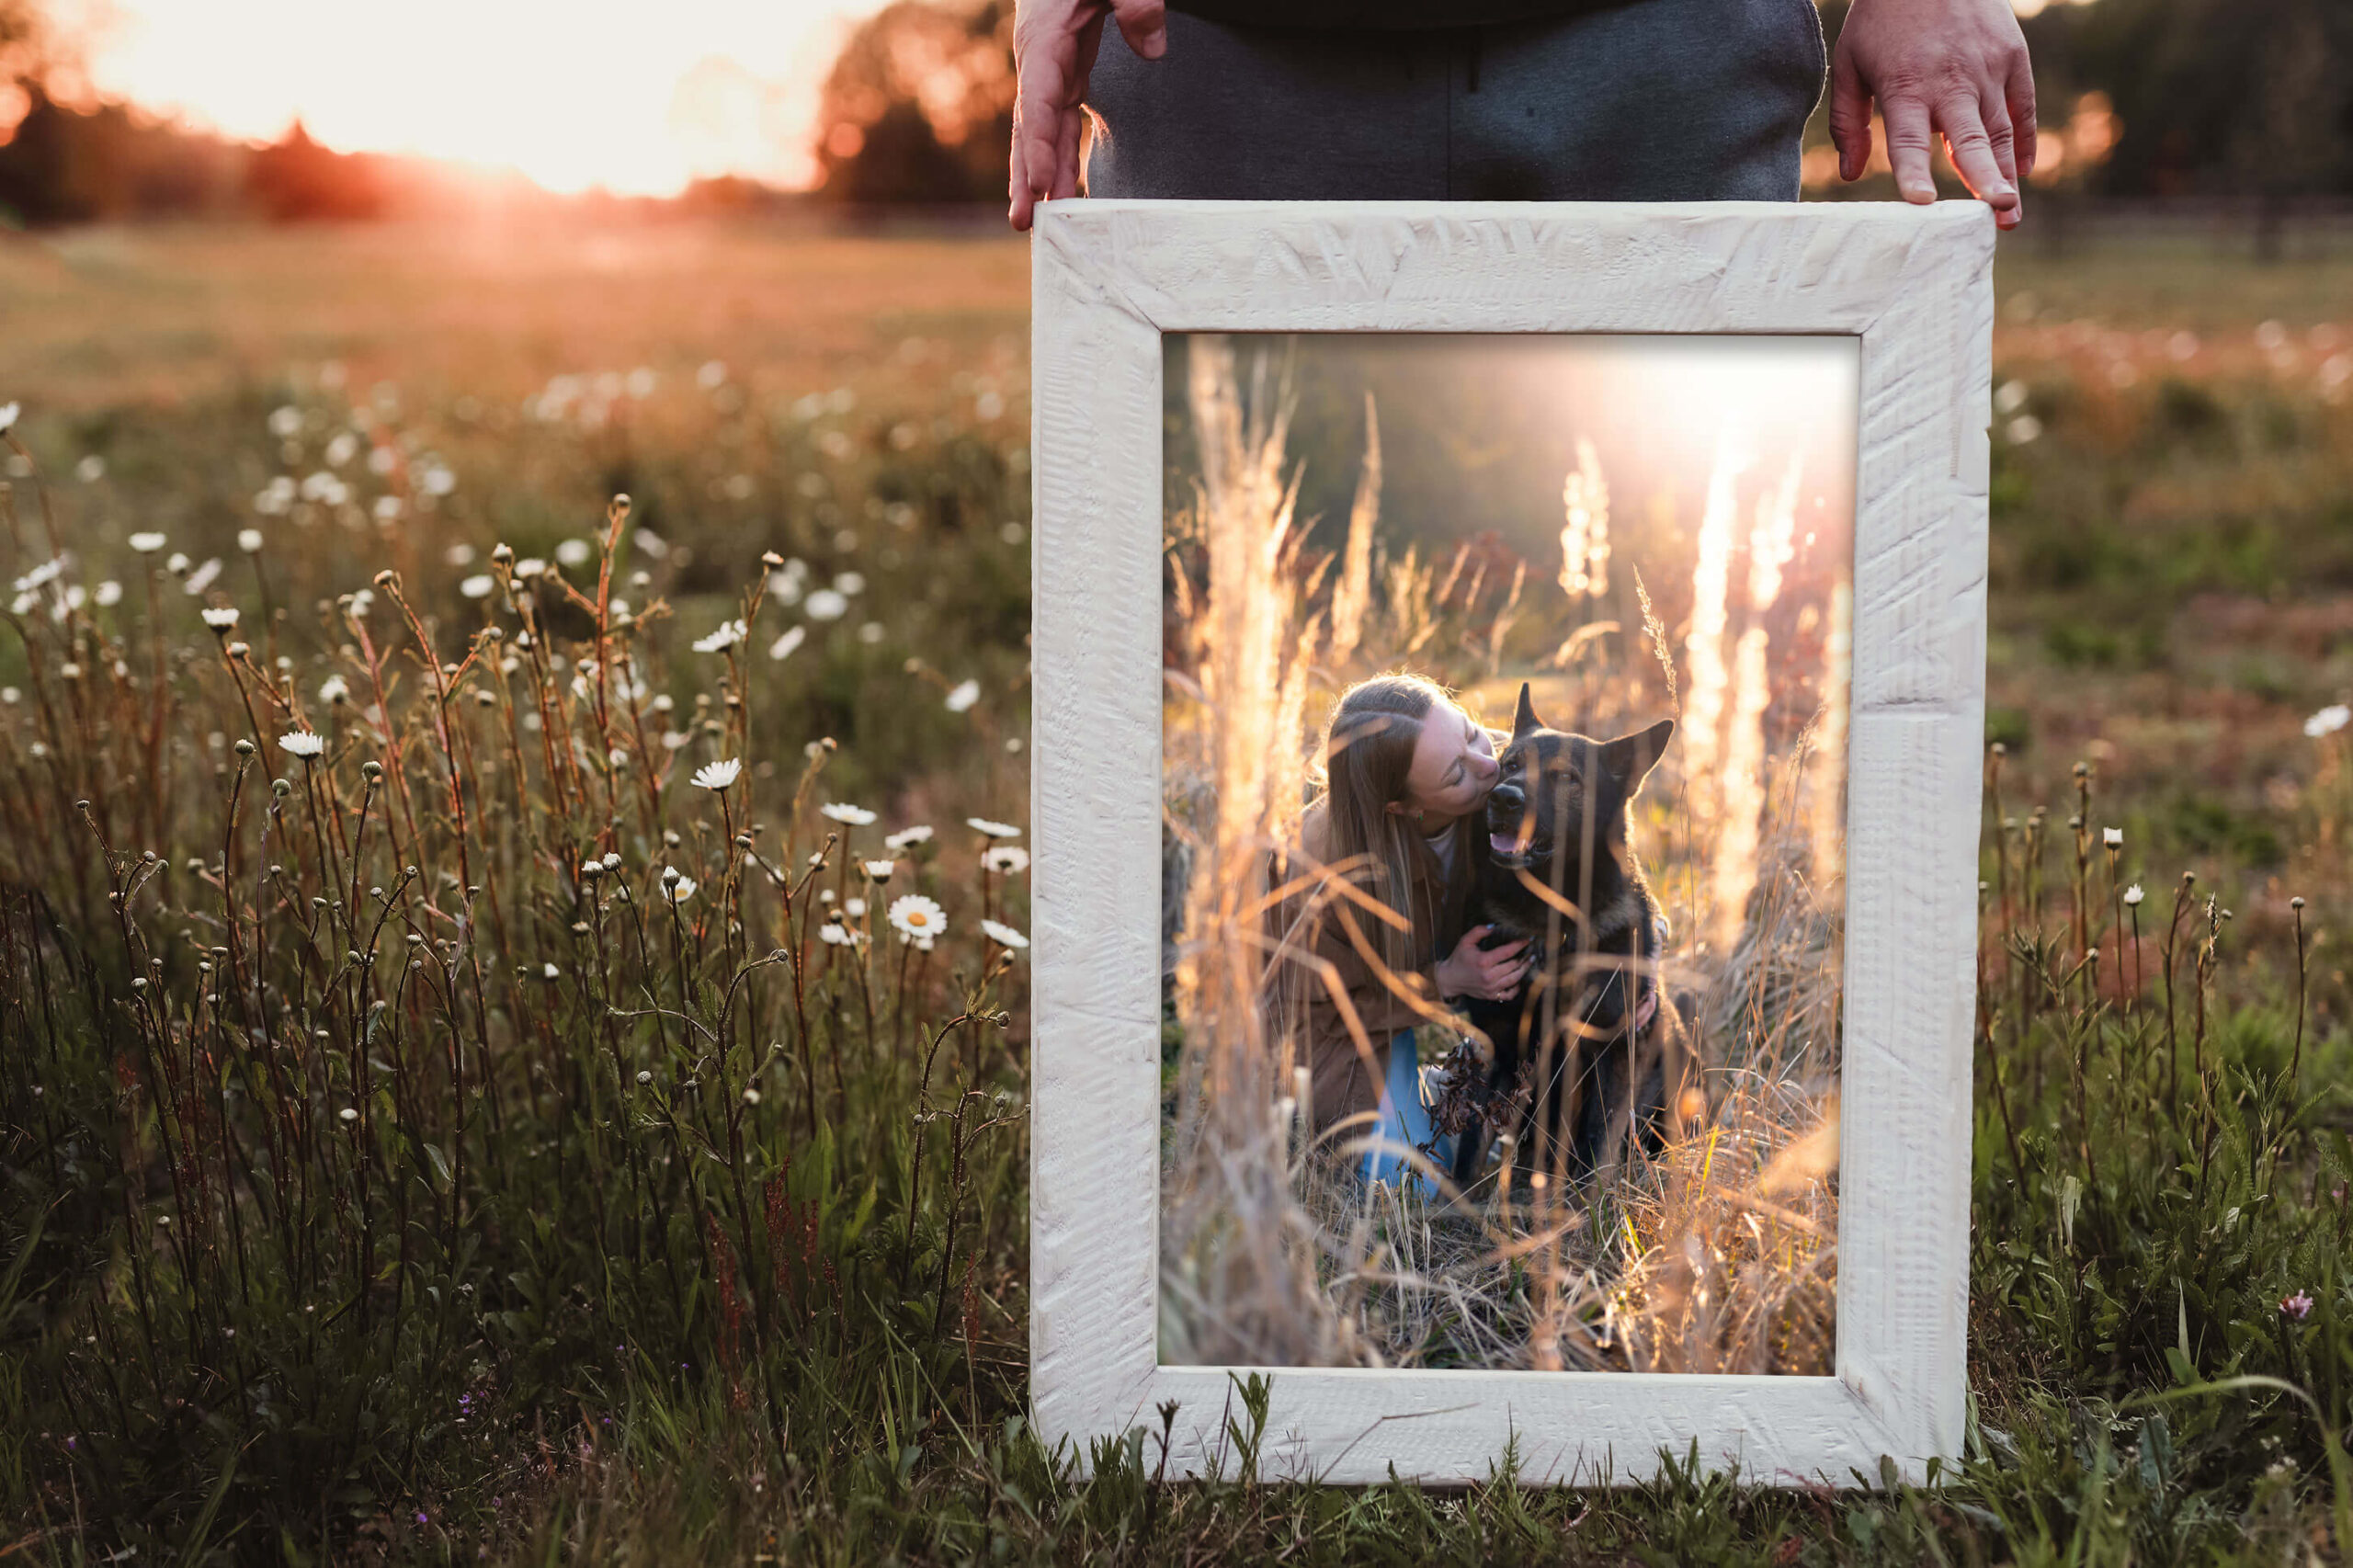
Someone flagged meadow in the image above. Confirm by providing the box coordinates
[1,214,2351,1562]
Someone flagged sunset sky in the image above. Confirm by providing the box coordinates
[75,0,893,195]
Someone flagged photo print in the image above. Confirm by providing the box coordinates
[1158,328,1859,1375]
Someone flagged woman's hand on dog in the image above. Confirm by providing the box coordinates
[1438,926,1532,1003]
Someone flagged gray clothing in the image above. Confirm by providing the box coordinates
[1083,0,1827,202]
[1165,0,1651,28]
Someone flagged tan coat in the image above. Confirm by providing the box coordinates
[1262,793,1484,1139]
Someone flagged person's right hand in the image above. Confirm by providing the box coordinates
[1437,926,1532,1003]
[1009,0,1167,232]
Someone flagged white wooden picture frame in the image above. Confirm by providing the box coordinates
[1029,199,1995,1488]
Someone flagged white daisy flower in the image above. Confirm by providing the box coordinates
[0,402,17,435]
[883,824,933,850]
[888,894,947,943]
[460,574,494,599]
[818,923,855,947]
[278,731,325,759]
[201,607,240,631]
[2307,704,2351,739]
[2102,826,2123,847]
[944,678,980,713]
[967,817,1021,839]
[237,528,265,553]
[844,897,866,917]
[339,1107,358,1123]
[693,619,745,654]
[320,674,350,705]
[981,918,1029,950]
[802,588,847,621]
[555,538,592,568]
[820,801,876,825]
[665,878,698,904]
[515,558,546,579]
[768,626,806,662]
[692,757,743,791]
[184,559,222,595]
[542,962,560,980]
[129,531,167,554]
[983,846,1029,875]
[94,580,121,607]
[833,570,865,597]
[2123,883,2144,906]
[862,858,895,881]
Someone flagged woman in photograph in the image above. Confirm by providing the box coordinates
[1267,672,1534,1193]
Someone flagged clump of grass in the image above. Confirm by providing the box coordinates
[0,393,1040,1555]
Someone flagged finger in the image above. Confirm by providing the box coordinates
[1828,45,1871,183]
[1109,0,1167,59]
[1879,91,1939,204]
[1934,92,2017,214]
[2005,48,2039,183]
[1008,107,1032,229]
[1984,103,2018,191]
[1051,97,1085,201]
[1050,9,1106,202]
[1013,48,1074,215]
[1983,103,2023,230]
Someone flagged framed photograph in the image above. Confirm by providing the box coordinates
[1030,199,1994,1487]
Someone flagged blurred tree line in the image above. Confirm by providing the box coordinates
[0,0,2343,223]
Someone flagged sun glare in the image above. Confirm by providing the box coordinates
[80,0,881,195]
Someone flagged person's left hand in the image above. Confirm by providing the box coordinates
[1829,0,2037,230]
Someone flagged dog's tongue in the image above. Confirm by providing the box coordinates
[1489,833,1521,856]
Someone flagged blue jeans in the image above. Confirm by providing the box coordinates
[1361,1030,1456,1197]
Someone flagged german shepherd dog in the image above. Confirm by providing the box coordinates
[1440,684,1696,1197]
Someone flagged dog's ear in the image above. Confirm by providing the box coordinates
[1602,718,1676,793]
[1512,681,1544,740]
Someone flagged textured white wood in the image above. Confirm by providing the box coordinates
[1030,199,1995,1488]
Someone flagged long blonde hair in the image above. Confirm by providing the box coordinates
[1309,673,1474,976]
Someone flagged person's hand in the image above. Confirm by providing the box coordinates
[1009,0,1167,232]
[1829,0,2036,231]
[1437,926,1532,1003]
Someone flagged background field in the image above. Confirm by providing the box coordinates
[5,215,2353,1562]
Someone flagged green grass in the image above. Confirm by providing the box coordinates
[0,222,2350,1562]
